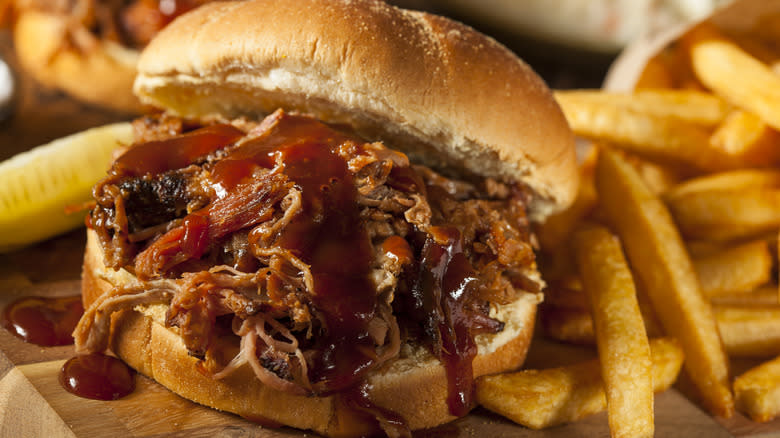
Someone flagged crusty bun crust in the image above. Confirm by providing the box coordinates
[83,228,539,435]
[13,10,143,113]
[133,0,578,219]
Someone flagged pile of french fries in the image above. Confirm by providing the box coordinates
[475,16,780,437]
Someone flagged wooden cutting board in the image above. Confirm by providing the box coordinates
[0,28,778,438]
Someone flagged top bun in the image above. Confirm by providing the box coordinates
[133,0,578,218]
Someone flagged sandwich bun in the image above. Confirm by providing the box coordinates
[81,0,578,435]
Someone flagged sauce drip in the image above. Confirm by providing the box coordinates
[410,226,481,417]
[338,382,410,437]
[2,296,83,346]
[59,353,136,400]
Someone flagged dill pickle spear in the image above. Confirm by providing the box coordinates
[0,123,133,252]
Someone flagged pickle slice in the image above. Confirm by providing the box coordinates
[0,123,133,252]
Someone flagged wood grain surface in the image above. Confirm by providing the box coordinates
[0,26,777,438]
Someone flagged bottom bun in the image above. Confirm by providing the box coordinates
[82,229,539,435]
[13,11,142,113]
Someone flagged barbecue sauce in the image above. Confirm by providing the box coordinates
[415,227,480,417]
[222,114,380,393]
[1,296,136,401]
[2,296,83,346]
[59,353,135,400]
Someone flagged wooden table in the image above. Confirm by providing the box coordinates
[0,28,778,438]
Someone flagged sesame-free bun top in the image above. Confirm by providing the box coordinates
[133,0,578,218]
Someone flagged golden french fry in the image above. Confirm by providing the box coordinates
[715,305,780,358]
[572,224,653,438]
[540,306,595,345]
[475,338,683,430]
[686,240,726,257]
[635,54,676,89]
[555,98,727,171]
[667,169,780,196]
[595,148,734,417]
[541,304,662,345]
[734,354,780,422]
[690,37,780,131]
[627,156,683,196]
[544,302,780,359]
[635,41,708,90]
[710,110,780,168]
[665,171,780,241]
[666,188,780,242]
[710,286,779,307]
[538,147,599,251]
[554,89,730,126]
[693,240,772,297]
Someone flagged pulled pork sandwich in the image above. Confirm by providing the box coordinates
[73,0,578,436]
[10,0,212,112]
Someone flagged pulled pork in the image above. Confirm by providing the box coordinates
[76,109,541,432]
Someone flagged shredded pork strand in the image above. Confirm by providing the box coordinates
[238,318,309,395]
[74,279,176,354]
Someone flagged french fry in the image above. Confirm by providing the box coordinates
[664,171,780,241]
[734,354,780,422]
[686,240,726,257]
[595,148,734,417]
[627,156,683,196]
[715,305,780,358]
[540,306,595,346]
[666,169,780,196]
[636,44,705,90]
[665,188,780,242]
[710,286,779,307]
[635,53,676,89]
[690,35,780,131]
[544,301,780,359]
[475,338,683,430]
[572,224,653,438]
[541,303,663,346]
[554,89,730,126]
[555,97,728,171]
[710,110,780,168]
[693,240,773,297]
